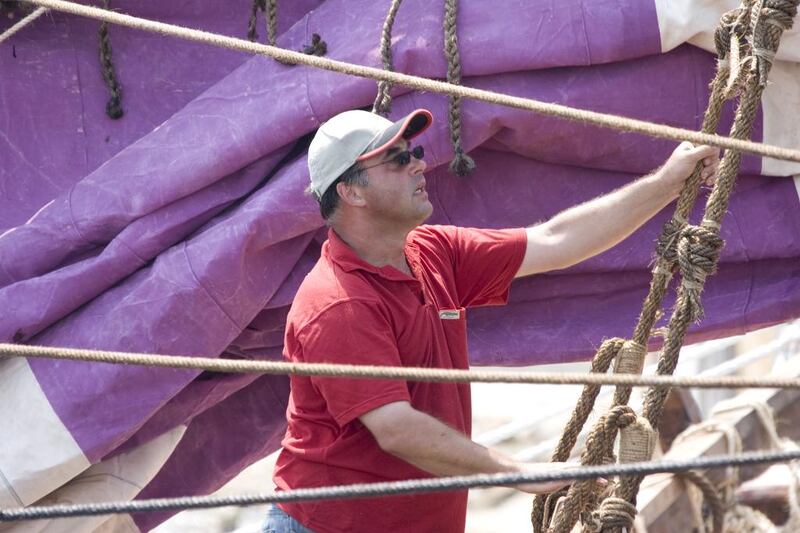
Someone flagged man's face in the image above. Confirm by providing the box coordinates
[357,139,432,226]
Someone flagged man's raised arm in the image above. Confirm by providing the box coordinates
[515,142,720,278]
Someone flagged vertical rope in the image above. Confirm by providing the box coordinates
[443,0,475,176]
[265,0,277,46]
[372,0,404,116]
[531,338,624,531]
[98,0,123,119]
[247,0,261,42]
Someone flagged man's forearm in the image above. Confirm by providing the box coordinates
[543,170,678,263]
[374,404,518,477]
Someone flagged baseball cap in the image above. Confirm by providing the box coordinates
[308,108,433,198]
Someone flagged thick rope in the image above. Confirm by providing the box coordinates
[19,0,800,163]
[372,0,403,115]
[98,0,123,119]
[612,0,799,521]
[0,5,46,43]
[548,406,637,533]
[679,470,726,533]
[6,343,800,389]
[2,450,798,522]
[531,338,624,529]
[443,0,475,176]
[540,3,799,528]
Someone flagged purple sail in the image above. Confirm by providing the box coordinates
[1,0,798,530]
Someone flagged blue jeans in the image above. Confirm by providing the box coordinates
[261,504,317,533]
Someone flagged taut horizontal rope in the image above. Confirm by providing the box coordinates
[0,6,48,44]
[3,343,800,389]
[2,449,799,521]
[21,0,800,164]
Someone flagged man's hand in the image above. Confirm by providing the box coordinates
[659,141,721,197]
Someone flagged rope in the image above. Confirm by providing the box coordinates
[679,470,726,533]
[531,338,624,529]
[247,0,277,46]
[443,0,475,177]
[6,343,800,389]
[372,0,403,115]
[18,0,800,164]
[540,2,799,528]
[0,5,46,43]
[97,0,123,119]
[1,450,799,522]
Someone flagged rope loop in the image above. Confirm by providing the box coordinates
[677,224,724,321]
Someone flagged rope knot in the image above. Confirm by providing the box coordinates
[677,224,724,321]
[591,497,638,531]
[302,33,327,56]
[655,216,686,268]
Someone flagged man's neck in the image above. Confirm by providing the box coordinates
[331,218,414,274]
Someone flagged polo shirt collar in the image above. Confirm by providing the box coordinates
[326,228,419,282]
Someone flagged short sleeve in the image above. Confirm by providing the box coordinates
[297,300,411,427]
[417,225,526,308]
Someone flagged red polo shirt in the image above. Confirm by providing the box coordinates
[273,224,526,533]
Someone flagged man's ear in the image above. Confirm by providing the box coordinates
[336,181,366,207]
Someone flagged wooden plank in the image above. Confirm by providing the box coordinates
[637,353,800,532]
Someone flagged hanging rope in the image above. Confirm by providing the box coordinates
[17,0,800,163]
[372,0,403,115]
[443,0,475,176]
[538,0,799,530]
[247,0,277,45]
[98,0,123,119]
[0,5,46,43]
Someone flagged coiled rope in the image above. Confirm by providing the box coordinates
[17,0,800,164]
[2,450,799,522]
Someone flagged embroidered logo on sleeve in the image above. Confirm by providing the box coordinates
[438,309,463,320]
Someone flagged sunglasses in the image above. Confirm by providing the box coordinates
[362,145,425,170]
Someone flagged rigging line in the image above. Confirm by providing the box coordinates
[3,343,800,389]
[2,449,800,521]
[20,0,800,164]
[0,6,48,44]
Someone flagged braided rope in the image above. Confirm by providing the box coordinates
[5,343,800,389]
[97,0,123,119]
[372,0,403,115]
[2,450,799,522]
[246,0,261,42]
[19,0,800,163]
[443,0,475,176]
[0,5,46,43]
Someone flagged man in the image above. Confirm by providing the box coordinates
[265,109,719,533]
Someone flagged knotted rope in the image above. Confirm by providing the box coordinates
[443,0,475,176]
[372,0,403,115]
[536,0,799,530]
[98,0,123,119]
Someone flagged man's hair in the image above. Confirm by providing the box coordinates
[307,162,369,221]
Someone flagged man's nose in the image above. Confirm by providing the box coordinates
[410,156,427,174]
